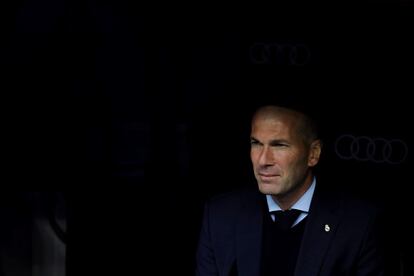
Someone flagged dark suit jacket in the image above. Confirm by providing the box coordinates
[196,184,388,276]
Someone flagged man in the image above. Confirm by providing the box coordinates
[195,105,389,276]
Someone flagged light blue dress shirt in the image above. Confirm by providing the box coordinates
[266,177,316,227]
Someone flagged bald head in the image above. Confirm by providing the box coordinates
[252,105,319,146]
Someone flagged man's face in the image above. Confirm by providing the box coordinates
[250,113,318,200]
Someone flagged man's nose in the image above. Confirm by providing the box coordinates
[258,146,274,166]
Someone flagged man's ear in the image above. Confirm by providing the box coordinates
[308,139,322,167]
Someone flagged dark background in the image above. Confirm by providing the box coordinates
[1,1,412,275]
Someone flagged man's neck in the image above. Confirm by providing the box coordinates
[272,173,314,210]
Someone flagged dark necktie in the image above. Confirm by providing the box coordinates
[271,209,301,231]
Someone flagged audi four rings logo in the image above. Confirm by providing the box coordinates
[249,42,311,66]
[334,135,408,164]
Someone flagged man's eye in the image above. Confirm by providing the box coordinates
[273,143,288,147]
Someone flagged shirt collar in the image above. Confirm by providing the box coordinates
[266,177,316,213]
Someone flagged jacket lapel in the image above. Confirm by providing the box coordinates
[236,190,264,276]
[294,187,343,276]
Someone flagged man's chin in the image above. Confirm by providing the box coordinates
[258,183,282,195]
